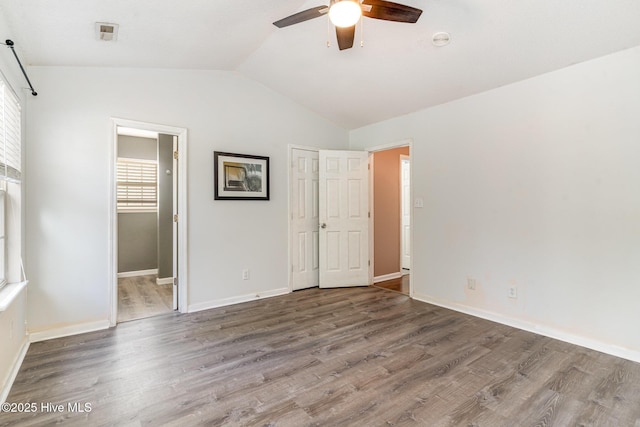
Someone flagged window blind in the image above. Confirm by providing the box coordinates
[0,73,20,291]
[0,78,21,182]
[117,158,158,211]
[0,190,5,288]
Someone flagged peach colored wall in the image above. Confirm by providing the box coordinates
[373,146,410,277]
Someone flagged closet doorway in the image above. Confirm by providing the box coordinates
[288,141,412,295]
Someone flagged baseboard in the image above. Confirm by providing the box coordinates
[29,319,111,343]
[188,287,290,313]
[413,292,640,364]
[0,337,29,404]
[156,277,173,285]
[374,272,403,283]
[117,269,158,278]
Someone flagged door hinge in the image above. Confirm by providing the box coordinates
[173,150,179,160]
[368,211,371,218]
[173,214,179,222]
[368,260,371,266]
[173,277,178,287]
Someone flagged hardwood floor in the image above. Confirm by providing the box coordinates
[374,274,410,295]
[117,274,173,322]
[3,287,640,426]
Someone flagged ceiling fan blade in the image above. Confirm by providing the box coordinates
[362,0,422,23]
[335,25,356,50]
[273,6,329,28]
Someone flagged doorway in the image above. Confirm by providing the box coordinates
[109,118,188,326]
[288,142,411,294]
[370,145,411,295]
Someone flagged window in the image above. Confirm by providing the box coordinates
[117,157,158,212]
[0,78,21,183]
[0,76,21,290]
[0,190,5,289]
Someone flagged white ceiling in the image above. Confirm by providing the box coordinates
[2,0,640,129]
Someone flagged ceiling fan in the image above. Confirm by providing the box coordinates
[273,0,422,51]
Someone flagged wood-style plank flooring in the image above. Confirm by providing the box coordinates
[3,287,640,426]
[117,274,173,322]
[374,274,410,295]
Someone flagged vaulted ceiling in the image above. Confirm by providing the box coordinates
[2,0,640,129]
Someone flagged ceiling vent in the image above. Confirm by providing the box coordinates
[96,22,119,41]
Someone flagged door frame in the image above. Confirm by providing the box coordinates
[367,139,413,297]
[109,118,189,326]
[171,136,179,310]
[400,154,411,272]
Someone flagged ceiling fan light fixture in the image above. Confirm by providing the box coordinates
[329,1,362,28]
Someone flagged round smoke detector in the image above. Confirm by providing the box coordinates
[432,32,451,47]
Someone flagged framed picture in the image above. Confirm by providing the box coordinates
[214,152,270,200]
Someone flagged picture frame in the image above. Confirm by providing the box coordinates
[214,151,270,200]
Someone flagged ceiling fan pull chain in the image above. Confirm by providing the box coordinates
[360,14,364,47]
[327,14,331,48]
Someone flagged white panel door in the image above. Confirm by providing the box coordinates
[291,149,320,290]
[319,150,369,288]
[401,155,411,270]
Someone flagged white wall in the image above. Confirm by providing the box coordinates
[350,46,640,362]
[0,289,27,402]
[24,67,347,335]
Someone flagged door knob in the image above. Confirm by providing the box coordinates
[320,223,327,229]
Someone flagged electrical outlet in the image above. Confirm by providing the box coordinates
[508,286,517,299]
[242,269,250,280]
[467,278,476,290]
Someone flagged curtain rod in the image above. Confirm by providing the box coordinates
[2,40,37,96]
